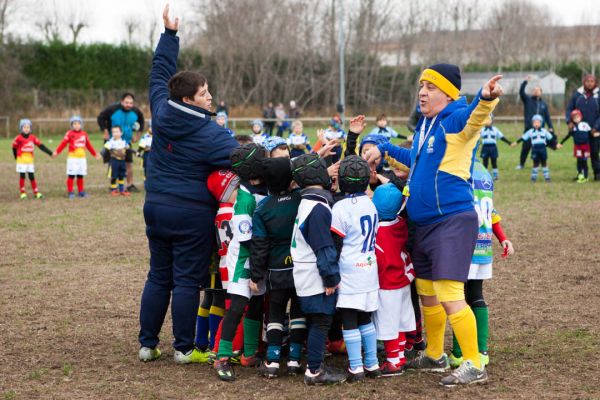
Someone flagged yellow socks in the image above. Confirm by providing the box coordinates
[422,304,447,360]
[448,306,481,369]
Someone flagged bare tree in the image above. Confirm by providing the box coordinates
[124,15,139,45]
[0,0,15,45]
[67,7,89,45]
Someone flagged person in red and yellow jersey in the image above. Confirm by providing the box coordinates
[12,119,53,199]
[53,116,102,199]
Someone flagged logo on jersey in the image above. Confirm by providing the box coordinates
[238,220,252,235]
[481,174,493,191]
[426,136,435,153]
[74,136,87,148]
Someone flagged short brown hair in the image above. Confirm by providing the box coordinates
[168,71,207,101]
[376,113,387,122]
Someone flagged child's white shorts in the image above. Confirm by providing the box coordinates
[66,157,88,176]
[373,286,416,340]
[227,277,266,300]
[337,289,379,312]
[468,263,492,280]
[16,163,34,173]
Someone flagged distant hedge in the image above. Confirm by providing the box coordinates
[20,41,152,90]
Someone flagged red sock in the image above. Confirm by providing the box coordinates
[19,177,25,193]
[77,177,84,193]
[67,177,74,193]
[233,316,244,353]
[30,179,38,193]
[398,332,407,366]
[384,338,400,364]
[213,319,223,353]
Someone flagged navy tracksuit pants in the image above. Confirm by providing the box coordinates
[139,201,215,353]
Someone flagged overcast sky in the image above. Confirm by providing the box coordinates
[5,0,600,45]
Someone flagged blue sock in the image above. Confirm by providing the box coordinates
[359,322,378,369]
[208,307,224,350]
[289,317,307,361]
[543,167,550,179]
[492,168,498,179]
[531,167,538,181]
[195,307,210,349]
[289,342,303,362]
[267,345,282,363]
[118,183,124,192]
[343,329,363,371]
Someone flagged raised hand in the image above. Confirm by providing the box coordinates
[482,75,504,100]
[163,4,180,31]
[349,115,367,135]
[364,146,382,168]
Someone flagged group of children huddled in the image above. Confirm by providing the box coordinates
[11,117,154,199]
[158,117,515,386]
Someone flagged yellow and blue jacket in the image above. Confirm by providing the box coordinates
[378,91,499,226]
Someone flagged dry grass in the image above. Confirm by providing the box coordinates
[1,124,599,399]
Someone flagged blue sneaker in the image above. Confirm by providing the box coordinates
[68,192,75,199]
[78,191,89,198]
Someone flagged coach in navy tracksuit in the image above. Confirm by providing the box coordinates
[517,78,554,169]
[566,74,600,181]
[138,7,239,361]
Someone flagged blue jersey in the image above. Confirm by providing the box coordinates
[480,126,504,145]
[522,128,553,147]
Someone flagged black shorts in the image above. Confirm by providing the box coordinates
[480,144,499,159]
[412,210,478,282]
[531,146,547,162]
[125,148,134,163]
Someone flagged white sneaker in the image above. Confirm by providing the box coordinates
[440,360,488,387]
[139,347,162,362]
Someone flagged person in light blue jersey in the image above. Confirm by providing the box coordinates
[479,114,512,180]
[513,114,558,182]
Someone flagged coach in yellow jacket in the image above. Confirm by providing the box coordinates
[366,64,503,386]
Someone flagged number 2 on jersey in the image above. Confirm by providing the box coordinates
[360,214,377,253]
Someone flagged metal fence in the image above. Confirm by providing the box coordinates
[1,115,567,138]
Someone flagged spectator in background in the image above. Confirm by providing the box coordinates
[288,100,302,119]
[263,102,276,136]
[275,102,289,137]
[516,76,554,170]
[216,100,229,116]
[566,74,600,181]
[97,92,145,192]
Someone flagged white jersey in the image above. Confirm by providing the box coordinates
[324,128,346,141]
[139,133,153,150]
[104,138,128,151]
[252,133,269,146]
[291,192,333,297]
[331,194,379,295]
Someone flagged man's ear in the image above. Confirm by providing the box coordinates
[182,96,193,105]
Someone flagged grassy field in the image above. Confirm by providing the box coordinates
[1,123,599,399]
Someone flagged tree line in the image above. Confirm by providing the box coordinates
[0,0,599,119]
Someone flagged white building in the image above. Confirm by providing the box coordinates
[460,71,566,97]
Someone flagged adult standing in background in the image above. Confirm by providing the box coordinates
[97,92,145,192]
[262,102,276,136]
[566,74,600,181]
[138,5,239,364]
[288,100,302,119]
[216,100,229,116]
[516,76,554,170]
